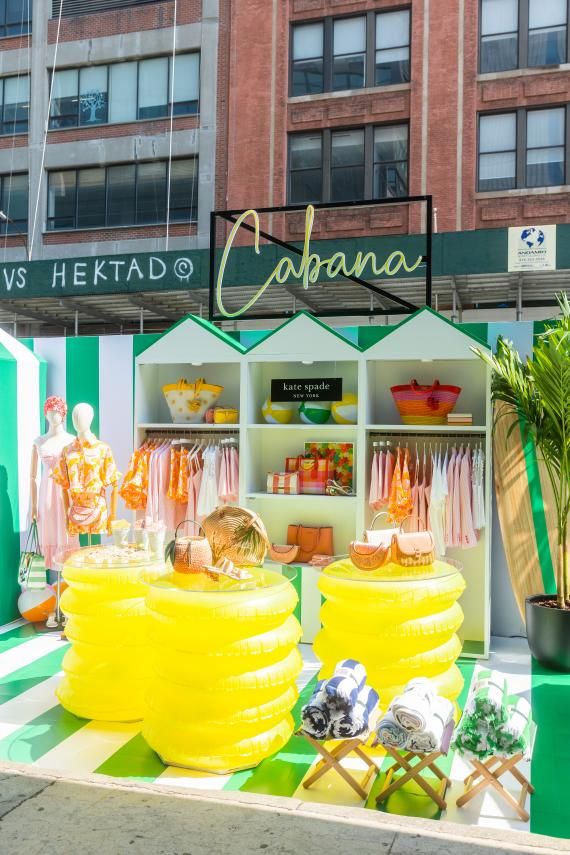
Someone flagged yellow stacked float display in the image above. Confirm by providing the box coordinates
[314,559,466,709]
[143,566,302,773]
[57,547,165,721]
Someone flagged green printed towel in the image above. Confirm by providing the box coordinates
[495,696,532,757]
[465,669,508,725]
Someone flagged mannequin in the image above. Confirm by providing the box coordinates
[30,397,79,569]
[52,403,119,537]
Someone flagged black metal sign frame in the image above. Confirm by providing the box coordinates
[208,195,433,322]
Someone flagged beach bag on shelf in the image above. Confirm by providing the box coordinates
[349,540,391,571]
[269,544,300,564]
[365,512,399,546]
[267,472,300,495]
[299,457,332,495]
[171,519,213,574]
[214,407,239,425]
[391,518,436,567]
[390,379,461,425]
[287,524,333,563]
[162,378,224,424]
[18,521,47,589]
[285,455,303,473]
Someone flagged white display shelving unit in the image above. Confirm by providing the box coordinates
[134,309,492,656]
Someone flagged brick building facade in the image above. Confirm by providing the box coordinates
[219,0,570,236]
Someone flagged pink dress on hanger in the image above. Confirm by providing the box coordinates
[445,449,456,548]
[459,448,477,548]
[452,446,463,548]
[35,443,79,568]
[382,450,395,504]
[229,448,239,502]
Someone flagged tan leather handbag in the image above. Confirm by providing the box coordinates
[391,519,436,567]
[269,544,300,564]
[349,540,391,571]
[287,524,333,563]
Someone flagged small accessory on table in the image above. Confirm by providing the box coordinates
[266,472,300,495]
[349,540,391,571]
[308,553,334,568]
[365,512,398,546]
[287,524,333,563]
[391,518,436,567]
[269,544,300,564]
[171,519,213,574]
[325,479,354,496]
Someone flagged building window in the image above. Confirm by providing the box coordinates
[0,1,32,38]
[49,54,200,129]
[288,124,409,203]
[376,10,411,85]
[0,75,30,135]
[374,125,409,197]
[527,106,565,185]
[52,0,169,15]
[292,22,324,95]
[290,9,411,96]
[480,0,569,73]
[478,107,568,189]
[333,17,366,91]
[0,173,28,233]
[47,158,198,230]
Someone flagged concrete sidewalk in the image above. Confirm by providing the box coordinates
[0,762,568,855]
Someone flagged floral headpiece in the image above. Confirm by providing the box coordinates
[44,396,67,418]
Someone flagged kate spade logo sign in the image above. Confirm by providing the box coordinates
[271,378,343,402]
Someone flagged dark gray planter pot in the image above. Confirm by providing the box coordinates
[526,595,570,671]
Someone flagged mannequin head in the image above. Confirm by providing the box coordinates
[44,396,67,431]
[72,403,95,436]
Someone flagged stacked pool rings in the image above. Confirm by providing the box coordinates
[143,566,303,773]
[313,559,466,710]
[57,547,165,721]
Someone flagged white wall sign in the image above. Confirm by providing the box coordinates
[508,225,556,272]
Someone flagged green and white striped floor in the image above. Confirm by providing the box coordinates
[0,622,567,840]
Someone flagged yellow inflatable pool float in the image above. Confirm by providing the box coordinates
[143,566,302,773]
[314,558,466,708]
[57,546,165,722]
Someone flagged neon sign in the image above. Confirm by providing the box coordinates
[216,204,423,318]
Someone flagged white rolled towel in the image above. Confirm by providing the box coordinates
[405,695,454,754]
[392,678,437,732]
[377,710,408,749]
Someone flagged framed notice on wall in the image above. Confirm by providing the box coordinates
[508,225,556,272]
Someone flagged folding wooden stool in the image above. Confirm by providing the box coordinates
[298,712,381,799]
[375,721,454,810]
[456,752,534,821]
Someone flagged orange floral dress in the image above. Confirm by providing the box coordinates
[52,437,119,534]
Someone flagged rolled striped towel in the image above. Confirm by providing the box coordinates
[301,681,330,739]
[377,710,408,749]
[329,685,380,739]
[325,659,367,710]
[392,678,437,732]
[465,669,508,724]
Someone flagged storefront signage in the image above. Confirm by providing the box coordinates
[215,205,424,318]
[271,377,343,402]
[0,250,200,299]
[508,225,556,272]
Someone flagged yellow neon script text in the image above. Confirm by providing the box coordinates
[216,205,423,318]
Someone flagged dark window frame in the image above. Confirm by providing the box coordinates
[49,53,200,130]
[289,7,411,96]
[287,122,409,204]
[0,171,28,234]
[0,0,32,39]
[479,0,570,73]
[477,105,570,190]
[46,157,199,231]
[0,73,30,135]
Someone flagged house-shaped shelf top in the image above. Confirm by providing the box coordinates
[136,314,246,365]
[246,312,361,362]
[364,307,490,361]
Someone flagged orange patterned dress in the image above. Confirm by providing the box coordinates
[52,437,119,535]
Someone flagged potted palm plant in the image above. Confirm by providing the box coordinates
[474,292,570,670]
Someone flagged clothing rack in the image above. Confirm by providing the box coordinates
[144,427,239,440]
[370,431,485,443]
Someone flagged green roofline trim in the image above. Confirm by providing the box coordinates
[246,311,363,354]
[362,306,490,352]
[137,312,247,359]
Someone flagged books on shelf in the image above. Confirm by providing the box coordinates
[447,413,473,426]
